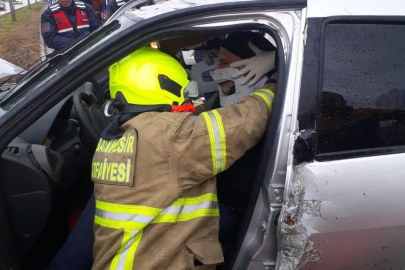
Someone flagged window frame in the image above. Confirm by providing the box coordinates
[314,16,405,161]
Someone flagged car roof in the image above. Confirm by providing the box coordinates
[308,0,405,17]
[128,0,280,20]
[126,0,405,20]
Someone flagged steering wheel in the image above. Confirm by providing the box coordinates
[73,92,110,149]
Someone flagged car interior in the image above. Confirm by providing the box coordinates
[0,29,284,270]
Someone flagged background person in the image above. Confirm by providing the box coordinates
[41,0,101,54]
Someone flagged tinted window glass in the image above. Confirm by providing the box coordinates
[318,23,405,154]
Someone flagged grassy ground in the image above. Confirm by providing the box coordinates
[0,2,45,72]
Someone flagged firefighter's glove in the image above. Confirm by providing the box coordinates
[230,41,276,86]
[202,49,219,66]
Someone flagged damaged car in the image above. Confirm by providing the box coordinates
[0,0,404,269]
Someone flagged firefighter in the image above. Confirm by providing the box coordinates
[90,45,276,269]
[41,0,101,53]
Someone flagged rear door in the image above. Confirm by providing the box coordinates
[277,0,405,269]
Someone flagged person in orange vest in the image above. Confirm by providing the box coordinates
[41,0,101,53]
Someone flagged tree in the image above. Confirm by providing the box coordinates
[8,0,16,21]
[28,0,31,9]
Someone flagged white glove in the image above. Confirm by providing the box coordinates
[202,49,219,66]
[230,41,276,86]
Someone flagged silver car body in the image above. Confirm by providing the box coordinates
[279,1,405,270]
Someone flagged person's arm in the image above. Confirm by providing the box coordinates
[173,84,276,191]
[41,9,74,51]
[85,4,101,31]
[104,0,117,21]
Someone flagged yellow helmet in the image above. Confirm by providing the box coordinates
[109,47,191,112]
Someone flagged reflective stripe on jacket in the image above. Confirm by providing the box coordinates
[91,84,275,270]
[50,1,90,36]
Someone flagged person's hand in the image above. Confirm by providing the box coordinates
[202,49,219,66]
[230,41,276,86]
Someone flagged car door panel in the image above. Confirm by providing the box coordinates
[290,154,405,269]
[278,2,405,268]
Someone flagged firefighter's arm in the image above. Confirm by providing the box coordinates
[85,4,101,31]
[173,84,275,190]
[41,10,73,51]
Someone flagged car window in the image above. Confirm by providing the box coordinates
[317,23,405,154]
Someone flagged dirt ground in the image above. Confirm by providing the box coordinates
[0,2,45,71]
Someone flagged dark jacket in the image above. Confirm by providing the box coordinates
[41,1,101,52]
[104,0,127,20]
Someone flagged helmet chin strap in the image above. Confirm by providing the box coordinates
[105,91,196,117]
[211,68,268,107]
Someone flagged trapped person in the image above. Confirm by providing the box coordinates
[91,46,275,269]
[195,31,277,266]
[41,0,101,53]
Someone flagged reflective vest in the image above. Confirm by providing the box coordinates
[91,85,275,270]
[50,1,90,39]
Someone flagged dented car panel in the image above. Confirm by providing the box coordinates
[284,155,405,270]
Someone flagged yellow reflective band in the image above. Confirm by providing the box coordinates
[110,229,132,270]
[252,92,272,112]
[202,112,218,175]
[151,208,220,223]
[110,229,143,270]
[152,193,219,223]
[96,200,163,216]
[125,230,142,270]
[95,194,219,230]
[170,193,217,206]
[211,110,226,172]
[257,89,275,99]
[95,216,145,230]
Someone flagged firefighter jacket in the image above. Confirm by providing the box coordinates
[91,84,275,270]
[41,1,101,52]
